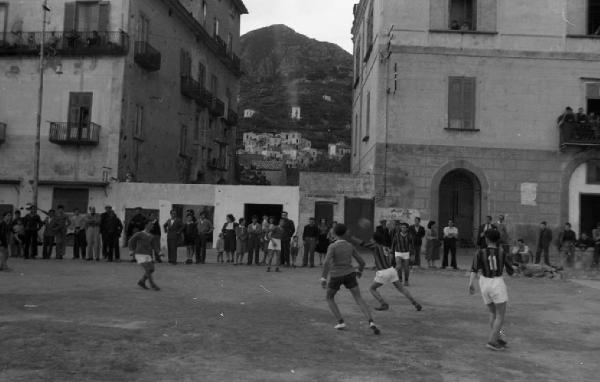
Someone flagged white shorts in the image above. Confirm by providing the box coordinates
[135,254,153,264]
[479,276,508,305]
[268,238,281,251]
[395,251,410,260]
[374,267,399,285]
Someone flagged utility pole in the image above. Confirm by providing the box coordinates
[32,0,49,207]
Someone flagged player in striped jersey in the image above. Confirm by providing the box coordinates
[469,229,514,351]
[355,232,422,312]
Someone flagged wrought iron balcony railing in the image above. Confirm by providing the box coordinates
[214,35,227,56]
[0,31,129,56]
[49,122,100,146]
[211,98,225,117]
[559,121,600,150]
[181,76,201,100]
[134,41,161,71]
[0,122,6,143]
[196,87,213,108]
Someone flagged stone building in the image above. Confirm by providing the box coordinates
[0,0,246,212]
[352,0,600,245]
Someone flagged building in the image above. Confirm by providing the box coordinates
[0,0,247,212]
[351,0,600,245]
[328,142,352,158]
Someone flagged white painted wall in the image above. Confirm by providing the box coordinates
[569,163,600,235]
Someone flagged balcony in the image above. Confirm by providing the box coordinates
[49,122,100,146]
[214,35,227,56]
[181,76,201,100]
[225,109,238,126]
[196,87,213,108]
[0,31,129,56]
[559,122,600,150]
[0,122,6,143]
[210,98,225,117]
[134,41,161,71]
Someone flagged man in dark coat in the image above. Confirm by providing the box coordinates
[409,217,425,267]
[22,207,43,259]
[100,206,123,262]
[535,221,553,266]
[279,211,295,267]
[163,210,184,264]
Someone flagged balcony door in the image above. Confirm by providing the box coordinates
[64,2,109,32]
[68,92,93,140]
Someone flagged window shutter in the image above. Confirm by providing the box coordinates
[98,2,110,32]
[180,50,191,77]
[429,0,447,30]
[63,2,77,32]
[462,78,475,130]
[448,77,463,129]
[478,0,497,32]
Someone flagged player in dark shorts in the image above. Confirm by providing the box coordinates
[320,223,380,335]
[354,232,422,311]
[469,229,514,351]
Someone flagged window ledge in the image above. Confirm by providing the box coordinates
[429,29,498,36]
[444,127,480,132]
[566,34,600,39]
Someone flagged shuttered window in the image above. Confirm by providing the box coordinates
[448,77,476,130]
[180,49,191,78]
[64,1,109,32]
[0,4,8,42]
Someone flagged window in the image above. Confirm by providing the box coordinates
[198,62,206,88]
[353,114,359,155]
[180,124,188,156]
[68,92,93,127]
[133,140,142,175]
[354,37,361,84]
[365,92,370,138]
[137,13,149,43]
[587,160,600,184]
[448,77,476,130]
[194,113,201,142]
[64,1,109,32]
[134,104,144,138]
[0,3,7,43]
[227,32,233,54]
[589,0,600,35]
[202,1,207,25]
[449,0,476,31]
[225,88,231,110]
[213,17,220,37]
[365,4,374,60]
[180,49,191,78]
[52,188,89,212]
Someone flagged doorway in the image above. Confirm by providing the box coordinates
[439,169,481,247]
[315,201,334,225]
[244,204,283,224]
[580,194,600,236]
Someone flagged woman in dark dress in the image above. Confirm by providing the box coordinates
[222,214,237,263]
[315,218,330,266]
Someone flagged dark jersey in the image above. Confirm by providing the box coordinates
[471,246,514,278]
[360,240,393,270]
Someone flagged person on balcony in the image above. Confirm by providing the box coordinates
[576,107,588,124]
[557,107,575,124]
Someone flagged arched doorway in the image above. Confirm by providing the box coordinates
[568,161,600,236]
[439,169,481,247]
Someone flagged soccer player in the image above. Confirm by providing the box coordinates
[355,232,422,312]
[468,229,514,351]
[320,223,380,335]
[129,221,163,291]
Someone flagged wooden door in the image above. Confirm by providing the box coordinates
[439,170,477,246]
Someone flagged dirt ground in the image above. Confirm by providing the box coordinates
[0,250,599,382]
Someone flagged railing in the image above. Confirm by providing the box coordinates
[214,35,227,55]
[181,76,201,100]
[196,87,213,108]
[226,109,238,126]
[49,122,100,146]
[0,122,6,143]
[0,31,129,56]
[211,98,225,117]
[134,41,161,71]
[559,121,600,150]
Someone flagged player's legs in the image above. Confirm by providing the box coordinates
[488,302,506,345]
[369,282,388,310]
[349,286,380,334]
[265,249,273,271]
[400,259,410,285]
[392,281,422,310]
[274,249,281,271]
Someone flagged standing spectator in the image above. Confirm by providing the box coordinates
[442,220,459,270]
[85,207,102,261]
[196,212,213,264]
[99,206,111,259]
[477,216,495,249]
[52,205,70,260]
[247,215,262,265]
[148,212,162,263]
[409,217,425,267]
[535,221,553,266]
[302,217,319,267]
[235,218,248,265]
[425,221,440,268]
[163,210,184,265]
[101,207,123,262]
[127,207,147,263]
[391,222,413,286]
[222,214,237,263]
[70,208,87,259]
[279,211,295,267]
[260,215,270,264]
[10,210,24,258]
[558,222,577,268]
[593,222,600,269]
[496,215,510,261]
[183,214,198,265]
[557,106,575,124]
[0,211,12,271]
[316,218,331,266]
[42,209,56,259]
[22,207,43,259]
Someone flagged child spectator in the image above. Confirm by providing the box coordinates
[216,233,225,263]
[235,218,248,265]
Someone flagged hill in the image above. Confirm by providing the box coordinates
[237,25,353,149]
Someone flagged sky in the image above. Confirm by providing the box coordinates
[239,0,356,53]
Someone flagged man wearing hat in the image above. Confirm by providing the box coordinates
[100,206,123,262]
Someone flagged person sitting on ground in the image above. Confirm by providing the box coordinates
[320,223,381,335]
[557,106,576,124]
[511,239,533,265]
